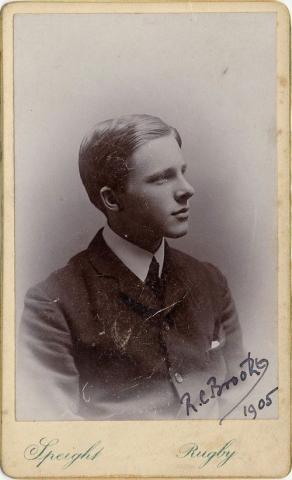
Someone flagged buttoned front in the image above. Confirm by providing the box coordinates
[174,372,183,383]
[17,229,244,421]
[163,322,170,331]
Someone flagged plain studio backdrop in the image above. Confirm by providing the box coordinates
[14,12,277,411]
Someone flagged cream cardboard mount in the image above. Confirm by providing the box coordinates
[1,1,290,478]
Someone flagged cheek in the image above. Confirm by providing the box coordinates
[125,189,152,208]
[125,185,173,215]
[138,195,166,214]
[143,185,173,202]
[122,196,151,220]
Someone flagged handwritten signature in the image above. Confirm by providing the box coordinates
[180,352,276,423]
[24,437,104,468]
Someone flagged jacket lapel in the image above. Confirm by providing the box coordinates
[87,229,162,311]
[87,229,198,308]
[161,243,189,311]
[162,245,215,370]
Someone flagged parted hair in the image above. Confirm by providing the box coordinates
[79,114,182,212]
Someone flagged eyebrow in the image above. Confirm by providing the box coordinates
[145,164,187,183]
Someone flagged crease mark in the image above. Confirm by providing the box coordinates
[50,297,60,303]
[118,382,140,392]
[112,318,132,350]
[82,382,91,403]
[95,312,106,336]
[143,294,187,322]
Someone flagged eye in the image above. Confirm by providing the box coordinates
[146,168,175,185]
[155,176,169,185]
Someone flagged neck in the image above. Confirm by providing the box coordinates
[107,222,162,254]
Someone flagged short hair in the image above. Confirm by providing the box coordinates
[79,114,182,212]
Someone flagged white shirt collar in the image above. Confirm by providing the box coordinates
[102,223,165,282]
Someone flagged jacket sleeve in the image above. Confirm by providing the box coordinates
[17,284,82,420]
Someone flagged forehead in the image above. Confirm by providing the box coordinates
[128,135,185,178]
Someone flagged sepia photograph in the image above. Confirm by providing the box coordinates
[1,1,290,478]
[15,9,278,422]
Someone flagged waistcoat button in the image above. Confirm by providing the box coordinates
[174,372,183,383]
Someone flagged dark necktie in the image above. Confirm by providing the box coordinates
[145,256,161,296]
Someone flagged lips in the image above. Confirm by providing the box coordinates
[172,207,189,220]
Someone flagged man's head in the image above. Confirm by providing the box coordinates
[79,114,194,249]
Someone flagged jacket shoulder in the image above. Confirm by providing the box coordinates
[168,246,227,288]
[26,248,93,300]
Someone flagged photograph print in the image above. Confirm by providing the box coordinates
[15,10,278,421]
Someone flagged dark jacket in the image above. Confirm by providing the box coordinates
[17,230,244,420]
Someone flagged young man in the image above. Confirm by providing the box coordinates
[17,114,244,420]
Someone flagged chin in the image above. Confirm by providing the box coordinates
[164,225,189,239]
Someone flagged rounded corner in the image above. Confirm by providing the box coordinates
[0,461,21,480]
[1,2,14,16]
[275,1,291,22]
[276,457,292,479]
[1,1,25,18]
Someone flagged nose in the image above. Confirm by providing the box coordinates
[174,177,195,203]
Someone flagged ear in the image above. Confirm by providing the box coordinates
[99,186,121,212]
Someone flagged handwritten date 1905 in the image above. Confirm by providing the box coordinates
[243,387,278,419]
